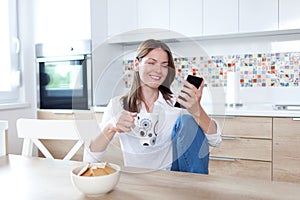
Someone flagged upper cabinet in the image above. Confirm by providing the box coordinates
[239,0,278,33]
[107,0,137,37]
[279,0,300,30]
[34,0,91,43]
[170,0,203,37]
[137,0,169,31]
[101,0,300,43]
[107,0,170,42]
[203,0,238,36]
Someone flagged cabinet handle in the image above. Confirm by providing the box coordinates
[210,157,237,162]
[292,118,300,121]
[222,136,237,140]
[212,115,235,119]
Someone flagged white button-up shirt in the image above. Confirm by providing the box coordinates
[84,92,222,170]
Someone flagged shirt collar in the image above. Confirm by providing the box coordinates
[140,91,174,112]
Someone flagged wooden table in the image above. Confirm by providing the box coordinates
[0,154,300,200]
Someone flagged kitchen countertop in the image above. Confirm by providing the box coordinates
[92,104,300,118]
[202,103,300,118]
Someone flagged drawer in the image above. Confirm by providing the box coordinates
[214,116,272,139]
[209,157,272,180]
[210,137,272,161]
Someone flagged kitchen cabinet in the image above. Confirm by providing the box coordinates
[203,0,238,36]
[279,0,300,30]
[107,0,137,37]
[34,0,91,43]
[106,0,171,43]
[170,0,203,37]
[209,116,272,180]
[239,0,278,33]
[100,0,300,44]
[137,0,169,31]
[273,117,300,183]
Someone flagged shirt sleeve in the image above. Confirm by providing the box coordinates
[205,118,222,147]
[83,143,106,163]
[83,98,120,163]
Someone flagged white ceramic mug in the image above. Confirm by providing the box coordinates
[132,113,159,146]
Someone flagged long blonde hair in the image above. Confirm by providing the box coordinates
[122,39,176,112]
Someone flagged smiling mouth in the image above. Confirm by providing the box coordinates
[150,75,161,81]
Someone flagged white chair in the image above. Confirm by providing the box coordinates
[0,120,8,156]
[16,118,98,160]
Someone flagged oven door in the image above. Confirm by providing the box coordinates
[37,55,89,110]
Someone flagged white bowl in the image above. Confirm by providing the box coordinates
[70,163,121,196]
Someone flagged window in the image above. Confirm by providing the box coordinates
[0,0,20,103]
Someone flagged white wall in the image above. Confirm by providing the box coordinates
[0,0,37,155]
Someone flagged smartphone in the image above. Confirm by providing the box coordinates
[174,75,203,108]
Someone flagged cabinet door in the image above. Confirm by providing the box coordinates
[203,0,238,36]
[273,117,300,183]
[170,0,203,37]
[107,0,137,37]
[239,0,278,33]
[137,0,169,31]
[279,0,300,30]
[34,0,91,42]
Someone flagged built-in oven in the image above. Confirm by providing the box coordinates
[35,40,92,110]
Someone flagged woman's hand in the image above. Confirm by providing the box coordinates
[90,111,137,153]
[114,111,137,133]
[176,78,204,116]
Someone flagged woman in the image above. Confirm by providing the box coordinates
[84,39,222,174]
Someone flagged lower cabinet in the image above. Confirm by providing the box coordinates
[273,117,300,183]
[210,116,273,180]
[211,116,300,183]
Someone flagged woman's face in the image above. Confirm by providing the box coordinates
[135,48,169,89]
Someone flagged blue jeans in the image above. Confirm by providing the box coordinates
[171,114,209,174]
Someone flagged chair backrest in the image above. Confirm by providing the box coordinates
[16,118,98,160]
[0,120,8,156]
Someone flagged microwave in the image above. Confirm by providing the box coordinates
[35,40,92,110]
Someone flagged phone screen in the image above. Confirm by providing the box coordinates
[174,75,203,108]
[186,75,203,89]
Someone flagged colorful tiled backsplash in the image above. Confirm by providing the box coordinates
[123,52,300,88]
